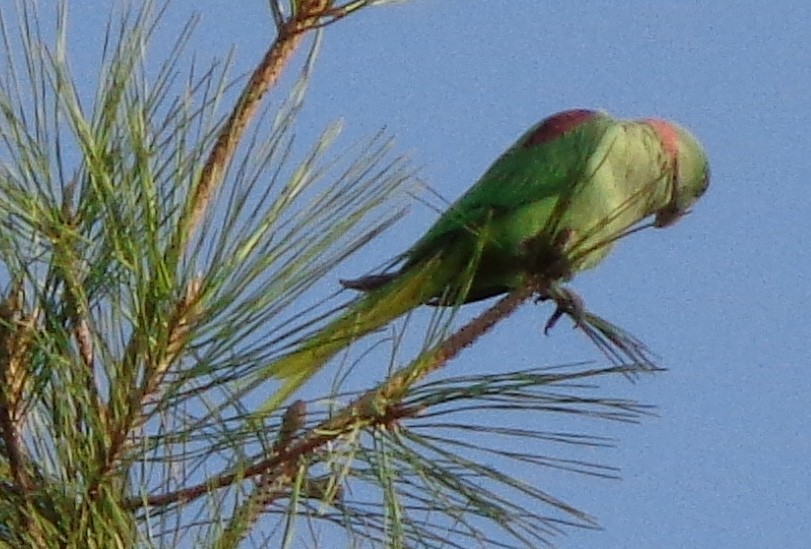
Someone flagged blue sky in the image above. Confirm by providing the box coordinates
[59,1,809,547]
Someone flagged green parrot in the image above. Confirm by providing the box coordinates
[259,109,710,410]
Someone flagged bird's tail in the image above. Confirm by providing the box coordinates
[256,254,455,413]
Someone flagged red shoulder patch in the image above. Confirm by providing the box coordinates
[521,109,600,148]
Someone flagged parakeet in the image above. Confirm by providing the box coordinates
[259,108,710,410]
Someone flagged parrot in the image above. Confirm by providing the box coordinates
[257,108,710,411]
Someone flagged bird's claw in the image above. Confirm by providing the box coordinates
[543,306,565,334]
[542,286,585,335]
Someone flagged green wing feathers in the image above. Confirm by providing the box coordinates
[402,110,616,268]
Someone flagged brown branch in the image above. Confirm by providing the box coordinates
[53,184,106,428]
[96,278,204,495]
[170,1,331,256]
[124,279,539,510]
[58,181,95,373]
[0,286,47,544]
[142,278,204,403]
[107,2,334,505]
[0,286,33,491]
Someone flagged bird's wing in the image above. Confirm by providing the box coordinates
[403,112,616,266]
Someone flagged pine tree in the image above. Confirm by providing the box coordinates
[0,2,659,547]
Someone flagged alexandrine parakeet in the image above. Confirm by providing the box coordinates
[260,109,710,409]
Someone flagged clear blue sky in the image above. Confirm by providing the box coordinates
[63,1,809,547]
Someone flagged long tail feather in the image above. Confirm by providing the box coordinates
[257,255,454,413]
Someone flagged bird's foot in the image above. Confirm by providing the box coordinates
[539,285,586,335]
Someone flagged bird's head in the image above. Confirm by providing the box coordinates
[644,119,710,227]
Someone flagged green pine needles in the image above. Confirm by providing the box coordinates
[0,2,663,547]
